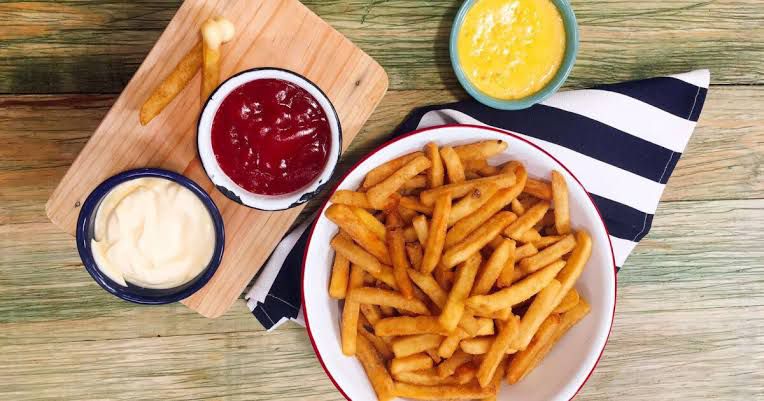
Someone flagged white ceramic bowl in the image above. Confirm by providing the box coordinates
[197,68,342,211]
[303,124,616,401]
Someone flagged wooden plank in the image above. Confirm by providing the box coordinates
[42,0,388,318]
[2,199,762,400]
[0,0,762,93]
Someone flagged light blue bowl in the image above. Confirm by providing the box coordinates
[450,0,579,110]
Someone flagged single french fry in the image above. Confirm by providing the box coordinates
[477,316,519,387]
[524,178,552,200]
[330,190,372,208]
[470,306,512,320]
[463,159,499,176]
[518,300,591,383]
[375,316,448,336]
[358,315,394,360]
[400,197,433,215]
[458,312,481,337]
[444,168,526,247]
[472,239,513,295]
[553,288,580,314]
[356,335,396,401]
[496,240,517,288]
[515,228,542,244]
[367,155,432,209]
[394,381,494,400]
[200,17,235,102]
[486,235,505,250]
[140,43,203,125]
[506,313,561,384]
[504,201,550,240]
[510,279,562,350]
[326,204,392,265]
[510,198,525,215]
[328,253,350,299]
[412,215,430,246]
[475,318,496,335]
[360,303,384,325]
[440,146,466,184]
[439,253,481,331]
[533,235,564,249]
[408,268,448,309]
[447,183,499,226]
[403,226,418,242]
[392,334,444,358]
[552,230,593,307]
[353,206,386,240]
[342,264,366,355]
[441,211,517,269]
[419,173,516,206]
[367,263,398,289]
[402,175,428,191]
[453,140,508,161]
[386,212,415,299]
[331,234,384,274]
[466,260,566,312]
[551,170,571,234]
[393,366,474,386]
[484,355,507,400]
[518,234,576,274]
[363,152,424,189]
[515,243,538,259]
[349,287,429,315]
[425,143,444,188]
[390,353,434,375]
[437,328,468,358]
[421,193,451,274]
[436,349,473,378]
[405,243,424,271]
[460,336,493,355]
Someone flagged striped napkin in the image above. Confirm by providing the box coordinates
[245,70,710,330]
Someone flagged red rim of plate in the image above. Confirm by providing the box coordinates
[301,124,618,401]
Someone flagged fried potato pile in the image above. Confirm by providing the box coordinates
[325,140,593,400]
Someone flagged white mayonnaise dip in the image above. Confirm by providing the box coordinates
[90,177,215,289]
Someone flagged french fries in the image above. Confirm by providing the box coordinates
[440,146,466,183]
[200,17,235,103]
[425,143,444,188]
[367,155,432,209]
[551,170,571,234]
[140,43,203,125]
[421,193,451,274]
[323,140,595,401]
[390,353,434,375]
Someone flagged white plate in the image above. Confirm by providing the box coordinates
[303,124,616,401]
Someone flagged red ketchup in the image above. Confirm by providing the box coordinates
[211,78,331,195]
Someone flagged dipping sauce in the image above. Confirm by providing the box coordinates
[90,178,215,289]
[211,78,332,195]
[457,0,566,100]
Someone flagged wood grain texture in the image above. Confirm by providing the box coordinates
[2,0,764,400]
[43,0,388,318]
[0,0,763,93]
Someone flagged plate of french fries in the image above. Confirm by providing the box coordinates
[303,124,616,401]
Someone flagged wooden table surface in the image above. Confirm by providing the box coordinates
[1,1,762,400]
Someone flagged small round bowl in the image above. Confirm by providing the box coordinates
[450,0,579,110]
[197,67,342,211]
[75,168,225,305]
[303,125,616,401]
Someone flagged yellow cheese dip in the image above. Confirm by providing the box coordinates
[457,0,566,100]
[90,178,215,289]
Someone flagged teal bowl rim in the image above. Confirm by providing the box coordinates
[449,0,579,110]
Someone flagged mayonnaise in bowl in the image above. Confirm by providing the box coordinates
[76,169,224,304]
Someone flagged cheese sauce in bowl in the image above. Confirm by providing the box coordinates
[450,0,578,109]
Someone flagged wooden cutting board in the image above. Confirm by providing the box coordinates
[45,0,388,318]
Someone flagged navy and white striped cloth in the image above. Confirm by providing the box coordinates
[246,70,710,330]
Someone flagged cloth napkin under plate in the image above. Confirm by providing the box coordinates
[245,69,710,330]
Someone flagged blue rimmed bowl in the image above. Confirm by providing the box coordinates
[75,168,225,305]
[449,0,579,110]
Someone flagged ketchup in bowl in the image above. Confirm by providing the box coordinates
[210,78,332,195]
